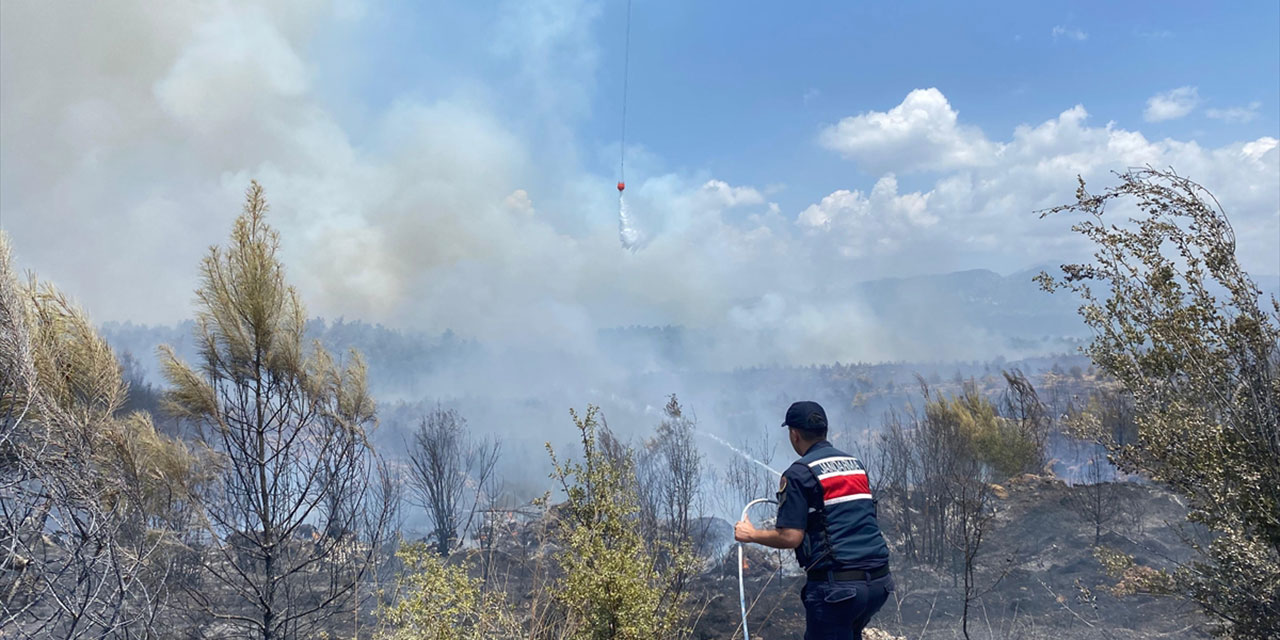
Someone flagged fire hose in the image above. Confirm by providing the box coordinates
[737,498,777,640]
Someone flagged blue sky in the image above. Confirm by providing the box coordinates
[319,1,1280,211]
[608,1,1279,204]
[1,0,1277,362]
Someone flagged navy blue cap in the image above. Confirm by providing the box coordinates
[782,401,828,431]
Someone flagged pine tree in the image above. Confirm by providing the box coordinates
[162,182,391,640]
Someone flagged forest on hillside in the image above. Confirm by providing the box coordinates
[2,170,1277,639]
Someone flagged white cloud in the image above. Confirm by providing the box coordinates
[1052,25,1088,41]
[1242,137,1278,161]
[818,88,999,173]
[1144,86,1200,122]
[697,180,765,208]
[804,89,1280,277]
[504,189,536,215]
[1206,101,1262,124]
[797,175,935,258]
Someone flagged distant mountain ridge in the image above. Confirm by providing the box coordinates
[848,267,1090,341]
[103,268,1280,387]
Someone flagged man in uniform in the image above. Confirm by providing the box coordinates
[734,401,893,640]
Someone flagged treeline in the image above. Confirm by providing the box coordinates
[103,317,479,400]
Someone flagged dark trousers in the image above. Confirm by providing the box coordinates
[801,572,893,640]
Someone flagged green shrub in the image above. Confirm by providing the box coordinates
[543,406,693,640]
[925,386,1041,480]
[376,543,513,640]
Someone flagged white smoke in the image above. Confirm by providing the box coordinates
[2,0,1275,369]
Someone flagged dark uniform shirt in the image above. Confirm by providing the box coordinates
[775,440,890,571]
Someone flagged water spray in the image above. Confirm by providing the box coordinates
[737,498,777,640]
[618,194,641,250]
[700,432,782,477]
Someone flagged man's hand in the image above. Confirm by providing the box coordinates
[734,522,804,550]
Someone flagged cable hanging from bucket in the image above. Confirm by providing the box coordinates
[616,0,641,250]
[618,0,631,194]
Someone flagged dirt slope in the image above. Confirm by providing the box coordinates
[690,476,1209,639]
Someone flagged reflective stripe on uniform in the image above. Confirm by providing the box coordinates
[806,456,861,468]
[814,468,866,481]
[817,467,871,505]
[806,456,865,480]
[824,493,873,506]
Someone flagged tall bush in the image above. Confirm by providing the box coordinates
[1039,168,1280,637]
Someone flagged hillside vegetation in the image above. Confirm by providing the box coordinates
[1,170,1276,639]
